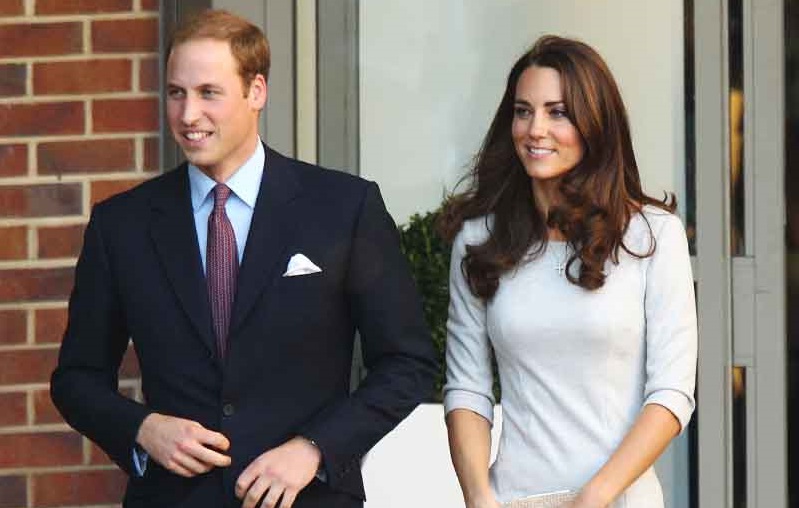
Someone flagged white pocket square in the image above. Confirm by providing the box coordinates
[282,253,322,277]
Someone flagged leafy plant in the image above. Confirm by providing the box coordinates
[398,211,451,402]
[398,210,501,403]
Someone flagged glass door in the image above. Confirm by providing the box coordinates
[692,2,788,507]
[693,0,788,506]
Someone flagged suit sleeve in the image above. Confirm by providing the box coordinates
[50,206,152,475]
[299,182,438,488]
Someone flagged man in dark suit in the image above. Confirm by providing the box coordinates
[51,9,436,508]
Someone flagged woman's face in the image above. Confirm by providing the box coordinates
[511,65,584,183]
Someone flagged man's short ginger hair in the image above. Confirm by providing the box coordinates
[170,9,270,89]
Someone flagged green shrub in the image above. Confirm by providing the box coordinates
[398,210,500,403]
[398,211,450,402]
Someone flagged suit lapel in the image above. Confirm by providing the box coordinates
[230,147,302,336]
[148,166,217,356]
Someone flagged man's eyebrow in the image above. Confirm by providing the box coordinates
[165,82,222,89]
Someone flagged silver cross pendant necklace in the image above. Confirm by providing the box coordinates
[554,243,570,276]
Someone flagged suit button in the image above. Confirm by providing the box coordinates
[222,403,235,417]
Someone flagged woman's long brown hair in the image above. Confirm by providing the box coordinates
[438,35,674,299]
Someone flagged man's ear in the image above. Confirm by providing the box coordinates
[248,74,268,111]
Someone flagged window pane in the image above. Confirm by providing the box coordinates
[729,0,745,255]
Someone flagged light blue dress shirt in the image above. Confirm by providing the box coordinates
[189,141,264,272]
[132,140,265,476]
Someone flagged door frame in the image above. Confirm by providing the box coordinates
[694,0,786,506]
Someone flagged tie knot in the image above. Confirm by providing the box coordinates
[213,184,232,210]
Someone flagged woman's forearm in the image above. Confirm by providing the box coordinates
[575,404,681,507]
[446,408,499,508]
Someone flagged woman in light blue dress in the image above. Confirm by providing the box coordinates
[439,36,697,508]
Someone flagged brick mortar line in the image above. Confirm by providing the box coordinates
[27,475,33,508]
[0,170,154,182]
[3,170,159,181]
[0,464,121,475]
[25,298,34,346]
[26,386,34,426]
[134,136,143,171]
[25,61,32,98]
[26,223,35,261]
[0,423,71,434]
[43,505,121,508]
[0,53,158,64]
[82,179,91,218]
[83,18,91,56]
[0,13,158,25]
[29,222,38,262]
[0,172,157,184]
[85,97,92,134]
[0,383,49,393]
[29,219,88,228]
[0,255,78,266]
[0,258,76,269]
[0,230,78,243]
[132,55,141,92]
[4,260,76,276]
[0,343,62,352]
[0,132,158,143]
[43,172,156,182]
[0,217,92,228]
[0,301,65,312]
[23,0,33,17]
[0,91,159,104]
[26,504,120,508]
[28,137,36,176]
[82,429,92,464]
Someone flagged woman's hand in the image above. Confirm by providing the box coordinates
[562,497,604,508]
[466,495,501,508]
[562,486,609,508]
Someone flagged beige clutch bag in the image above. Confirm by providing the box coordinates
[502,490,576,508]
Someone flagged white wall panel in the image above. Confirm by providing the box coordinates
[360,0,685,223]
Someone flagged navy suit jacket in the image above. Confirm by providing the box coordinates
[51,146,437,508]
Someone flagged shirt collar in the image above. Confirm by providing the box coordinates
[188,139,265,211]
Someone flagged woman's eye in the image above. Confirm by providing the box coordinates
[550,109,568,119]
[514,107,531,119]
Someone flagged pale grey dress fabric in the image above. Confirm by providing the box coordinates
[443,207,697,507]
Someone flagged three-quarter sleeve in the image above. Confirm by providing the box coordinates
[642,214,698,431]
[443,220,495,424]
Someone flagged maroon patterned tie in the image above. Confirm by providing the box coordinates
[207,184,238,358]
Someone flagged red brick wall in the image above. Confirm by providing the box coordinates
[0,1,159,507]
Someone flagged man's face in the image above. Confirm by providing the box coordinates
[166,38,266,181]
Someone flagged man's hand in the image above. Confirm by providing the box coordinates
[135,413,231,477]
[235,436,322,508]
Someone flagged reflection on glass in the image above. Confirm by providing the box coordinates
[786,1,799,505]
[733,366,747,507]
[684,0,697,254]
[728,0,745,255]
